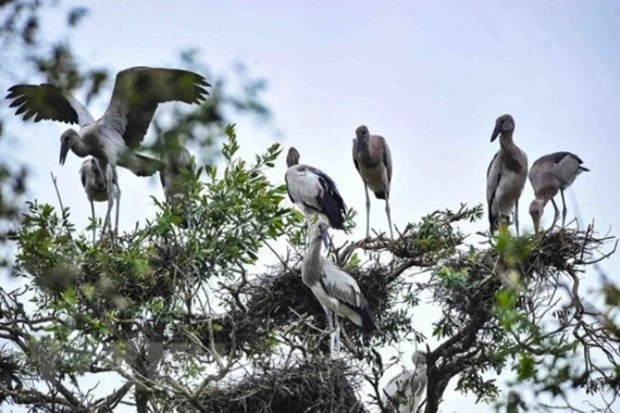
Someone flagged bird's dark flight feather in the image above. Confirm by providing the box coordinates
[307,166,346,229]
[103,67,211,149]
[543,151,590,172]
[5,84,79,124]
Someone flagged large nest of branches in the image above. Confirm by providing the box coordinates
[192,359,368,413]
[434,226,617,327]
[187,259,393,356]
[522,226,614,273]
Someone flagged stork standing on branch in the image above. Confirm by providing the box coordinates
[352,125,394,239]
[528,151,589,232]
[302,221,373,359]
[79,157,119,242]
[486,114,528,236]
[6,66,210,230]
[382,350,428,413]
[285,147,347,232]
[160,145,195,228]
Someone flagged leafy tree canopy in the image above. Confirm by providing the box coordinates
[0,2,619,413]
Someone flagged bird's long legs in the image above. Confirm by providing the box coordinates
[364,184,371,238]
[325,309,335,359]
[90,201,96,244]
[102,195,114,239]
[113,182,121,236]
[385,197,394,239]
[551,198,561,228]
[333,315,341,358]
[560,189,567,227]
[101,165,116,240]
[514,199,520,237]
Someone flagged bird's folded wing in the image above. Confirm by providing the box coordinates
[320,260,365,308]
[306,166,346,210]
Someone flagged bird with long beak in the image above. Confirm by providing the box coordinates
[528,151,589,232]
[486,114,529,236]
[314,220,334,252]
[7,66,210,238]
[302,221,374,359]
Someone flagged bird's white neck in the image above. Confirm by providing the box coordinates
[302,231,324,285]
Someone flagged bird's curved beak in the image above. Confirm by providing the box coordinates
[59,141,70,165]
[319,226,333,251]
[490,123,501,142]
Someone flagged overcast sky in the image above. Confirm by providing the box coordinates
[2,1,620,412]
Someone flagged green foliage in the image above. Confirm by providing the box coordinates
[8,127,290,391]
[1,3,619,412]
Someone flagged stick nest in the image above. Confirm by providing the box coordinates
[192,259,393,356]
[191,359,368,413]
[437,226,615,321]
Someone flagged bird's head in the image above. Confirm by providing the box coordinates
[529,198,545,233]
[59,129,80,165]
[491,114,515,142]
[355,125,369,139]
[313,221,333,250]
[411,350,427,365]
[286,147,300,167]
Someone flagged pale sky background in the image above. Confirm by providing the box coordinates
[2,1,620,412]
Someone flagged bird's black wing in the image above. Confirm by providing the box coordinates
[554,152,590,172]
[5,84,94,126]
[546,151,583,165]
[307,166,347,229]
[102,67,211,149]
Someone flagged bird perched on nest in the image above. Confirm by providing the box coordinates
[302,221,373,359]
[352,125,394,239]
[79,157,120,242]
[486,114,529,236]
[285,147,347,232]
[506,390,526,413]
[6,66,210,231]
[382,350,428,413]
[159,145,195,228]
[528,151,589,232]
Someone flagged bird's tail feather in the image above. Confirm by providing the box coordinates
[317,193,346,230]
[373,190,387,200]
[118,153,166,177]
[359,299,374,336]
[488,206,498,232]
